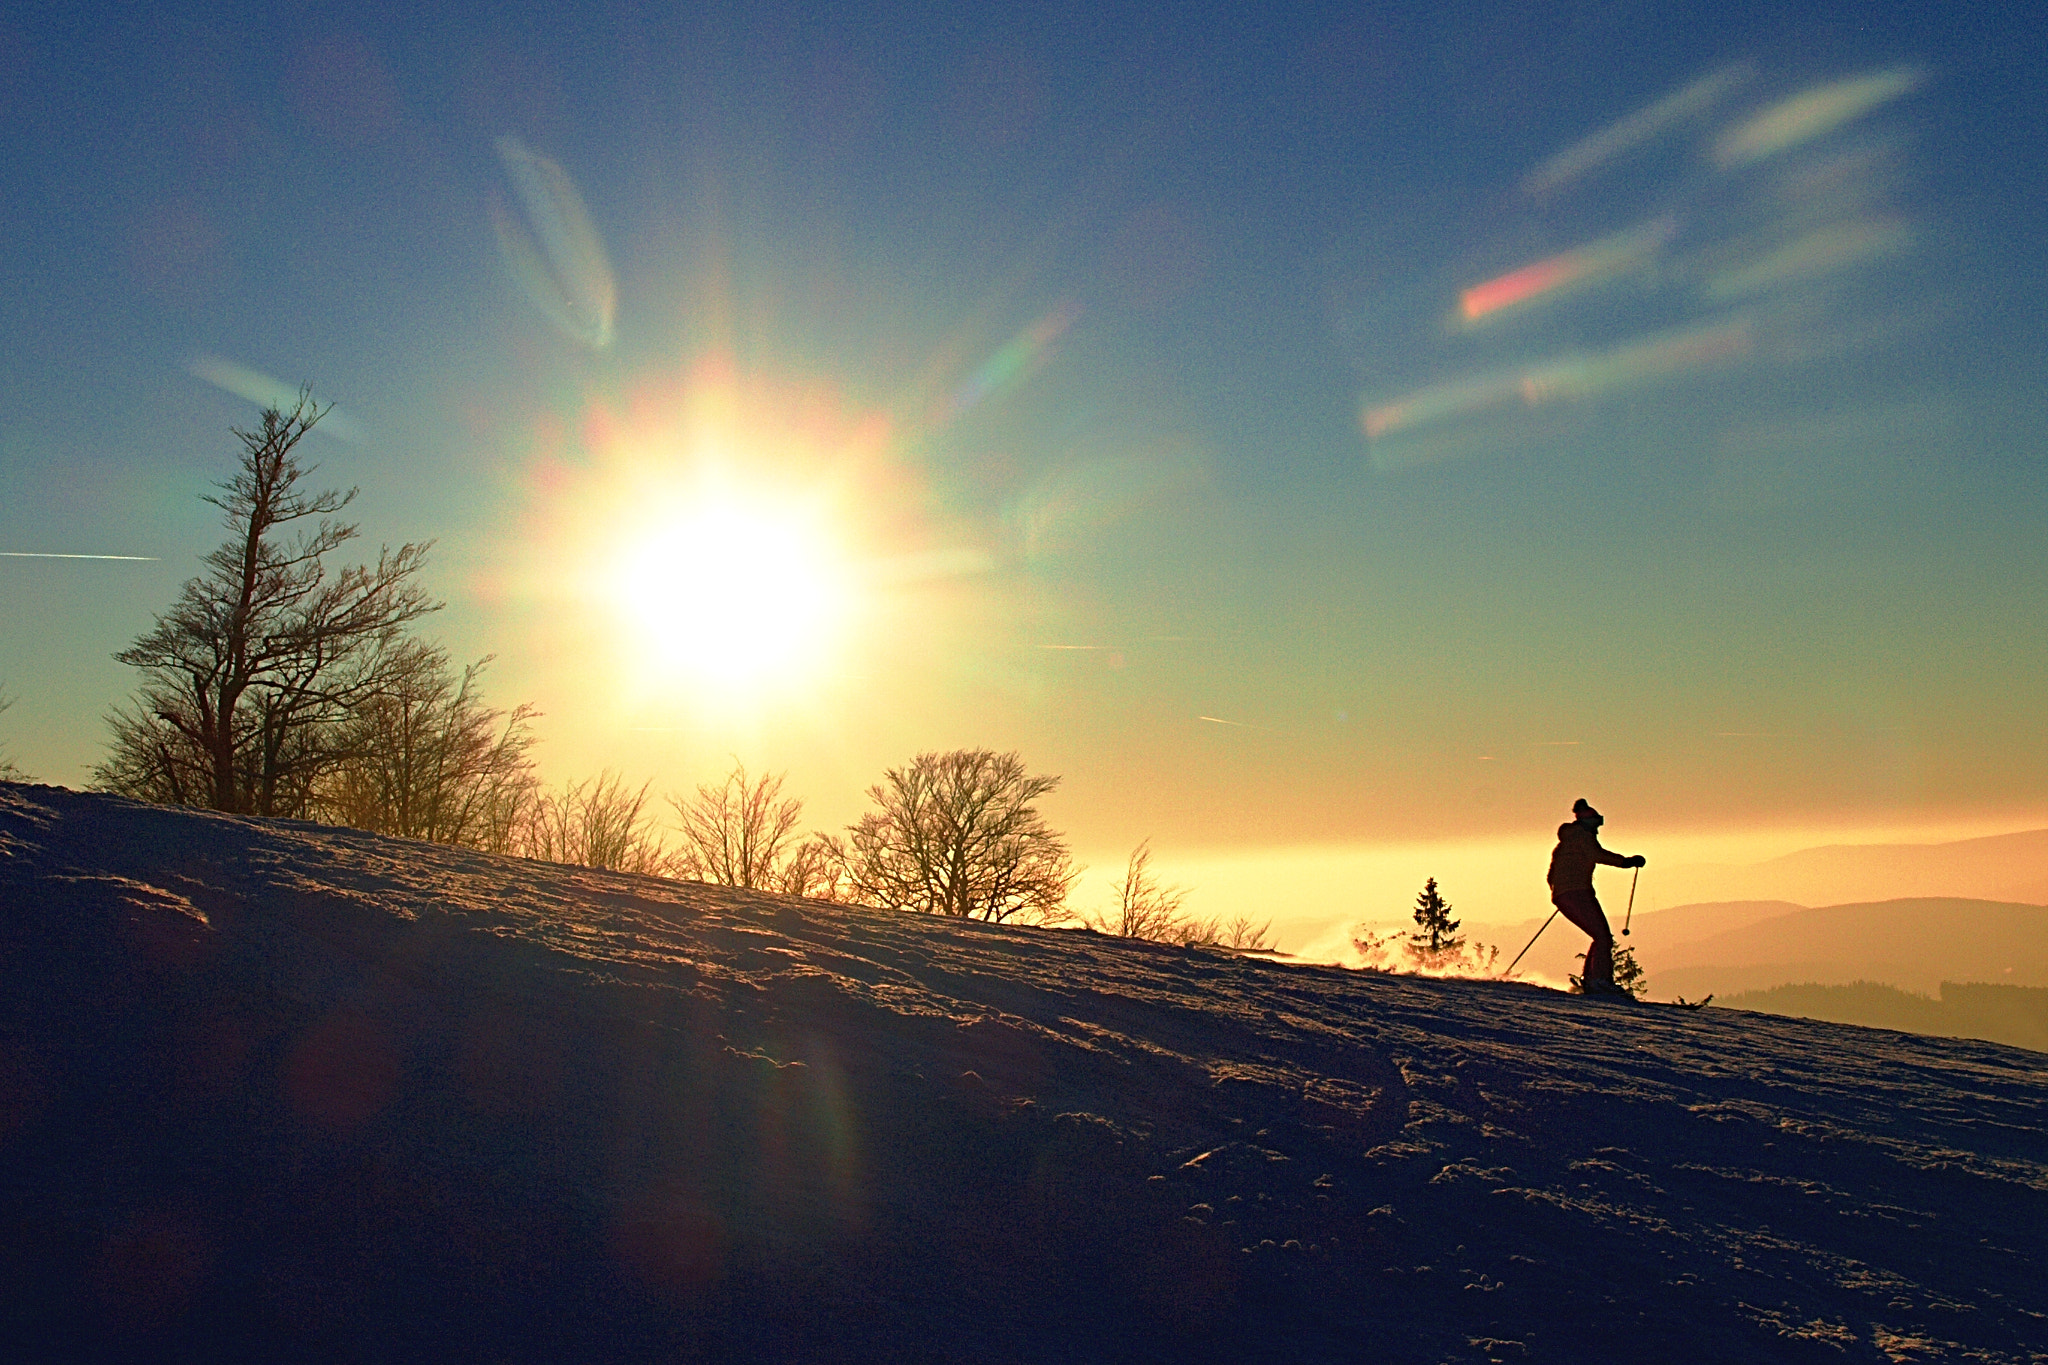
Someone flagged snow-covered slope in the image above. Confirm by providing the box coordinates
[3,783,2045,1363]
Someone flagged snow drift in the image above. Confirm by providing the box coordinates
[2,783,2044,1363]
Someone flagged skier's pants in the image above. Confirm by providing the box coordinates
[1550,890,1614,988]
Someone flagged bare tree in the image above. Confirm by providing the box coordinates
[95,391,436,815]
[315,644,539,851]
[841,749,1078,923]
[1092,840,1191,939]
[1209,914,1276,951]
[517,770,667,874]
[94,697,210,804]
[776,834,851,901]
[1082,842,1271,950]
[669,761,807,889]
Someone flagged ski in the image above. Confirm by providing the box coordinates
[1569,990,1714,1010]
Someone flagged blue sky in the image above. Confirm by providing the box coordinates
[3,1,2045,898]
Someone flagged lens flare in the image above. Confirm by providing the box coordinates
[1713,68,1924,169]
[1459,218,1676,324]
[188,357,365,440]
[1703,217,1912,300]
[1363,316,1751,446]
[935,300,1080,425]
[492,136,617,349]
[1523,64,1751,195]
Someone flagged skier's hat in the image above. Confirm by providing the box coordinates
[1572,798,1601,819]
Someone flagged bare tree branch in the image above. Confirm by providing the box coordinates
[0,691,26,780]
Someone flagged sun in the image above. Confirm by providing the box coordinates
[611,488,857,695]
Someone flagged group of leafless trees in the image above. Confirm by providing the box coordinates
[91,394,1269,950]
[92,392,538,847]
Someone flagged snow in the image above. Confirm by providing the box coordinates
[4,781,2045,1362]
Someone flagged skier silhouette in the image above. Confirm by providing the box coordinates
[1547,798,1646,995]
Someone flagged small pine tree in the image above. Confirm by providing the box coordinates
[1612,944,1647,1000]
[1404,877,1464,970]
[1569,945,1648,999]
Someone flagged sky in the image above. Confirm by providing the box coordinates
[3,1,2045,943]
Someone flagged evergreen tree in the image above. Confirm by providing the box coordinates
[1570,945,1648,999]
[1404,877,1464,969]
[1611,944,1648,999]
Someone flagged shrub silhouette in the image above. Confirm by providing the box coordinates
[1087,842,1272,949]
[668,761,843,898]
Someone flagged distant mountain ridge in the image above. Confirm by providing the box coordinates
[1651,828,2048,908]
[1650,896,2048,997]
[1474,898,1808,988]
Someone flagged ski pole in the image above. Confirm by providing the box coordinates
[1621,866,1639,937]
[1501,908,1560,980]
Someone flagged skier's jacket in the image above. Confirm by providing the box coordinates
[1546,821,1631,897]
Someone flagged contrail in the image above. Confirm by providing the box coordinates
[1,552,159,560]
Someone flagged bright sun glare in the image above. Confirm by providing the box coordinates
[612,491,855,695]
